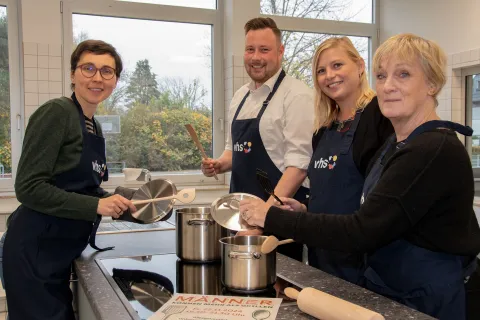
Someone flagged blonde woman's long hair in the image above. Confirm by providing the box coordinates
[312,37,375,131]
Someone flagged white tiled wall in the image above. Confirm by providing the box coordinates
[22,42,63,126]
[437,48,480,143]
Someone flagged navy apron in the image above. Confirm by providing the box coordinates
[4,93,110,320]
[230,70,308,261]
[306,110,366,285]
[361,120,477,320]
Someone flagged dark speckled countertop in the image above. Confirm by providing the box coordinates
[74,229,435,320]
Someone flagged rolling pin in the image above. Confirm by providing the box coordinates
[284,287,385,320]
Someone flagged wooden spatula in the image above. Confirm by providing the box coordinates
[132,188,196,206]
[185,124,218,180]
[261,235,294,254]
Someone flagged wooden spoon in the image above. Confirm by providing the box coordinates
[261,235,294,254]
[185,124,218,180]
[132,188,196,206]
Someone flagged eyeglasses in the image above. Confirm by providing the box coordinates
[76,63,116,80]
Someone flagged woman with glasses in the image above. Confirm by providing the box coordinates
[2,40,136,320]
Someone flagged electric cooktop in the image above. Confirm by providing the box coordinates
[97,253,297,320]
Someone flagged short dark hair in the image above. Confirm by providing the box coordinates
[244,17,282,43]
[70,40,123,90]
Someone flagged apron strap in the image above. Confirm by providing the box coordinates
[231,70,287,122]
[339,109,364,155]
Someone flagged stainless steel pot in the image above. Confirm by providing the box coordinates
[220,236,276,291]
[176,207,227,262]
[176,260,222,295]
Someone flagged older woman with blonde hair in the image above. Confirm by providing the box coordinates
[295,36,392,285]
[240,33,480,319]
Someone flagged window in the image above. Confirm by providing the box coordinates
[261,0,373,24]
[281,31,369,87]
[0,0,21,191]
[63,0,223,187]
[261,0,377,85]
[116,0,216,10]
[466,73,480,180]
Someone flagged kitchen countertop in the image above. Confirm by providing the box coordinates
[74,230,435,320]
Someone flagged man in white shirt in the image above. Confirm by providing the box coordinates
[202,17,314,260]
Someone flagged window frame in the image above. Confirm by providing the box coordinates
[62,0,225,188]
[463,66,480,179]
[0,0,23,192]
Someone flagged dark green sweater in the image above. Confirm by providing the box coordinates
[15,97,108,222]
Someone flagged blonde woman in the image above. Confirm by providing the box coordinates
[280,37,392,284]
[240,34,480,319]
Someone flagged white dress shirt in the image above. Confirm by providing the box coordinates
[225,69,314,186]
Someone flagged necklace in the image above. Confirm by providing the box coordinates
[334,115,355,131]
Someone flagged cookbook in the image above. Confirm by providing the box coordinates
[148,293,282,320]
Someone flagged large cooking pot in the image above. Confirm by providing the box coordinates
[176,207,227,262]
[220,236,276,291]
[176,260,222,295]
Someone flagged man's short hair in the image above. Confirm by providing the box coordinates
[244,17,282,43]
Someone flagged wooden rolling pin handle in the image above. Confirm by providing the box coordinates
[289,287,385,320]
[278,239,295,245]
[284,287,300,300]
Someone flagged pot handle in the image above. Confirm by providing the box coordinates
[228,251,262,260]
[187,219,214,226]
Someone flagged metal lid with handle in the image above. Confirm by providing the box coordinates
[131,179,177,223]
[210,193,261,231]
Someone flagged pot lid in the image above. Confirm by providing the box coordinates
[131,179,176,223]
[210,193,261,231]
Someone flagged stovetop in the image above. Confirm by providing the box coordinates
[97,253,296,320]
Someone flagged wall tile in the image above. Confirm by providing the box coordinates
[49,81,62,94]
[233,66,243,78]
[23,42,37,55]
[38,43,49,56]
[471,49,480,62]
[38,93,50,105]
[452,76,462,88]
[452,98,462,111]
[49,94,58,100]
[38,68,49,80]
[233,78,243,91]
[24,80,38,93]
[48,56,61,69]
[453,53,462,65]
[49,44,62,57]
[447,55,453,66]
[444,99,452,111]
[452,87,461,99]
[224,78,232,91]
[38,56,49,68]
[38,81,49,93]
[25,104,38,118]
[24,67,38,81]
[452,111,462,123]
[49,69,62,81]
[233,56,243,67]
[24,93,38,106]
[461,51,471,63]
[24,55,37,68]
